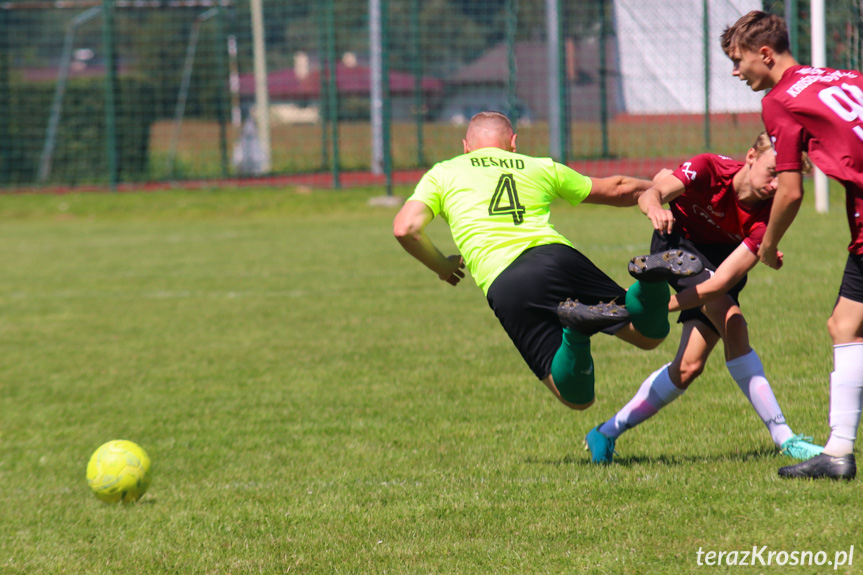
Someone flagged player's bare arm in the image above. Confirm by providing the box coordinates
[759,171,804,269]
[583,176,655,207]
[652,168,674,182]
[638,173,685,235]
[670,243,759,311]
[393,200,466,286]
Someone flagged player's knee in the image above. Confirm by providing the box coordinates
[614,325,664,349]
[725,313,748,334]
[550,340,596,406]
[677,358,705,386]
[544,375,594,410]
[827,313,850,343]
[559,389,594,408]
[632,334,664,350]
[548,369,595,407]
[627,311,670,341]
[560,397,595,410]
[625,282,670,340]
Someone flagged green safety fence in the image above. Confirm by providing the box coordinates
[0,0,861,190]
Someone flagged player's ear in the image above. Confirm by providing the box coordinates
[463,139,471,154]
[745,147,758,165]
[510,133,518,152]
[759,45,774,65]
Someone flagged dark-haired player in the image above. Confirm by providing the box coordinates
[722,11,863,479]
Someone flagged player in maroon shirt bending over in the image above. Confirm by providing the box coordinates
[722,11,863,479]
[584,133,822,464]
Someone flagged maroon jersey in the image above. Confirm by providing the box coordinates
[762,64,863,254]
[670,153,771,253]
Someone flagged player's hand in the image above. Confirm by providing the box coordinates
[758,244,783,269]
[439,255,466,286]
[646,205,675,235]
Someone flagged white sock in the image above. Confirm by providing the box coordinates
[726,349,793,447]
[824,343,863,456]
[599,364,684,439]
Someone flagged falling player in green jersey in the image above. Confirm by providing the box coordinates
[393,111,701,410]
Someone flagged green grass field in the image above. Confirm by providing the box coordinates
[1,183,860,574]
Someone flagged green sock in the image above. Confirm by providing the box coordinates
[550,328,595,405]
[625,280,671,339]
[562,326,589,345]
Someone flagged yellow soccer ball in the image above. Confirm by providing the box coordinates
[86,440,152,504]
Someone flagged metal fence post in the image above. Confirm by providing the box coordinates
[785,0,798,58]
[410,0,424,167]
[250,0,271,174]
[0,7,10,185]
[325,0,340,188]
[505,0,519,127]
[546,0,567,162]
[215,6,230,178]
[370,0,392,195]
[382,0,392,194]
[317,3,329,172]
[102,0,118,190]
[598,0,609,158]
[812,0,829,214]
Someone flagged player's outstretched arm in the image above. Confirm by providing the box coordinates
[670,243,759,311]
[759,171,804,269]
[583,176,656,207]
[393,200,466,286]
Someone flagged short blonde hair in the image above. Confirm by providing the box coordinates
[751,131,773,156]
[467,111,514,135]
[752,130,811,174]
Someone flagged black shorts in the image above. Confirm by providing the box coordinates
[650,231,747,333]
[485,243,627,380]
[838,252,863,304]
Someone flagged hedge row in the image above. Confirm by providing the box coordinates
[1,77,156,186]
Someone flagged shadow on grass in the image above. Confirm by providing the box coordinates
[526,445,779,468]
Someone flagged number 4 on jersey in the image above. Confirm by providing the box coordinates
[488,174,526,225]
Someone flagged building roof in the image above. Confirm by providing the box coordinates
[238,64,443,99]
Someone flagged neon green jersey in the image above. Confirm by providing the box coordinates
[408,148,592,294]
